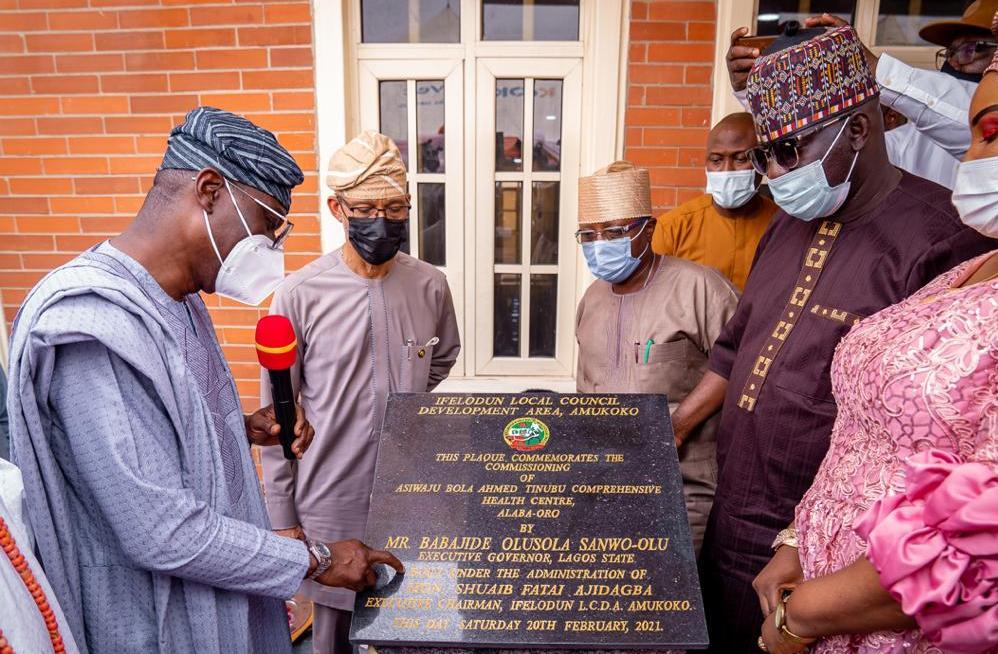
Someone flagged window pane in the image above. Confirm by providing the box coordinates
[418,183,445,266]
[483,0,580,41]
[379,81,409,169]
[416,80,445,173]
[496,79,524,172]
[495,182,522,264]
[362,0,460,43]
[875,0,965,46]
[494,273,521,357]
[531,182,559,265]
[529,274,557,357]
[533,80,562,172]
[755,1,855,36]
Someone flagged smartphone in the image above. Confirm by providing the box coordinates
[736,34,776,52]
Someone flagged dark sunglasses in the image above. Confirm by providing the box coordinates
[748,112,852,175]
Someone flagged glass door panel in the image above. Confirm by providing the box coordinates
[358,59,465,373]
[475,58,581,376]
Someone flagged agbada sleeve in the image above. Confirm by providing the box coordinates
[48,340,309,598]
[259,283,304,530]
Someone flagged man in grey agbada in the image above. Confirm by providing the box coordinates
[7,106,402,654]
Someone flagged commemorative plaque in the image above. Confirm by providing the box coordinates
[351,393,708,650]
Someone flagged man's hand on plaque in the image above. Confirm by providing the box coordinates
[245,403,315,458]
[316,539,405,592]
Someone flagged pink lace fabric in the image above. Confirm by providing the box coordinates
[795,252,998,654]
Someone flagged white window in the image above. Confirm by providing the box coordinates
[316,0,629,387]
[711,1,966,123]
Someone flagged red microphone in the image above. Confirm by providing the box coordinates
[256,315,298,461]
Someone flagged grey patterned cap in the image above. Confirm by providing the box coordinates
[160,106,304,211]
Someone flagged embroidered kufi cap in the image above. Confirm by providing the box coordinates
[746,25,880,145]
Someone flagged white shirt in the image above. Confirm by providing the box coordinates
[884,121,959,188]
[876,53,976,160]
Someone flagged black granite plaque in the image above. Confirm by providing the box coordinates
[351,393,707,650]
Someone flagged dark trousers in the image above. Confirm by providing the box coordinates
[698,514,772,653]
[312,605,354,654]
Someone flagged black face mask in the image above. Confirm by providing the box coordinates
[940,60,983,84]
[348,217,407,265]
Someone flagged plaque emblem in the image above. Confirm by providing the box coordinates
[502,417,550,452]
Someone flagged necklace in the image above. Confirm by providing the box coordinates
[0,516,66,654]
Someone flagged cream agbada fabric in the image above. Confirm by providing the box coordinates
[325,130,408,201]
[575,255,739,551]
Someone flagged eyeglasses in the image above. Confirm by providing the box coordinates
[227,181,295,249]
[747,112,852,175]
[574,217,649,244]
[936,41,998,69]
[339,197,411,221]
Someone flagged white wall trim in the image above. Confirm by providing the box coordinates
[312,0,349,253]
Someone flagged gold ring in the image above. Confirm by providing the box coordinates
[758,636,768,652]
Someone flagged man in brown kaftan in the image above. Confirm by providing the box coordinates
[573,161,739,554]
[668,27,998,652]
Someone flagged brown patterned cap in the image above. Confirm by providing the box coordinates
[746,26,879,145]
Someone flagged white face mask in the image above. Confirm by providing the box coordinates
[768,117,859,222]
[203,179,286,306]
[706,169,758,209]
[951,155,998,238]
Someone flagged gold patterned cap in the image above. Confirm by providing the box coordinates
[326,130,408,201]
[577,161,652,225]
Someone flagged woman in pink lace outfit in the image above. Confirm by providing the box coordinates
[755,15,998,654]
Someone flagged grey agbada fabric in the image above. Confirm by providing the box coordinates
[160,106,304,210]
[575,255,739,552]
[261,249,461,613]
[8,242,309,653]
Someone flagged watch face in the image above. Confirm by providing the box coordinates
[315,542,332,558]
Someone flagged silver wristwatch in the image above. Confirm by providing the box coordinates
[306,539,332,581]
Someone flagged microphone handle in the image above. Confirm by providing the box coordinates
[268,369,297,461]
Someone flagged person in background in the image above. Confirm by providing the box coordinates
[261,130,460,654]
[668,26,997,653]
[652,112,777,291]
[7,108,401,654]
[574,161,739,553]
[1,457,80,653]
[725,1,998,188]
[755,15,998,652]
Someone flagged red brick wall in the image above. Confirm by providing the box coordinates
[624,0,716,214]
[0,0,320,409]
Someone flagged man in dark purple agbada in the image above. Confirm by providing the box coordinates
[669,25,998,653]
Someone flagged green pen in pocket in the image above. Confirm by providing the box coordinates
[643,338,654,364]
